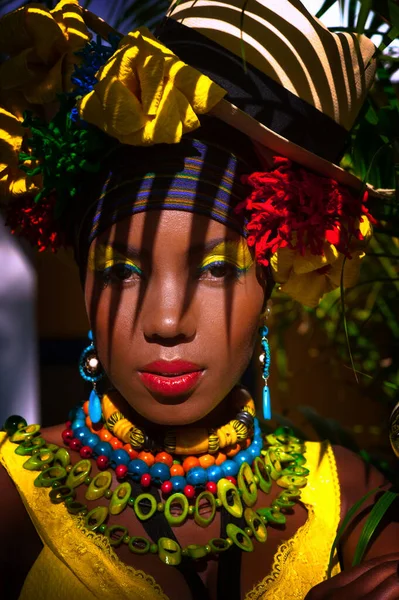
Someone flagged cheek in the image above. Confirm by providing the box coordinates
[200,274,265,373]
[84,274,133,368]
[231,289,264,364]
[84,269,265,384]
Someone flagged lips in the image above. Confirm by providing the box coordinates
[138,360,204,396]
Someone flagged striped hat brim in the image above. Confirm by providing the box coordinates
[158,0,384,197]
[211,98,376,195]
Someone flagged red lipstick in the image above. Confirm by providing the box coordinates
[138,360,204,396]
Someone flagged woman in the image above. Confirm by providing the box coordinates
[0,1,398,599]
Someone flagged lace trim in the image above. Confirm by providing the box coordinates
[0,433,170,600]
[244,506,317,600]
[325,438,341,533]
[1,434,340,600]
[244,442,341,600]
[75,517,169,599]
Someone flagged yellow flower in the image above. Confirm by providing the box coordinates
[0,0,90,108]
[270,217,373,307]
[78,28,226,146]
[0,107,40,202]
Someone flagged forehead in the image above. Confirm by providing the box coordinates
[93,210,245,255]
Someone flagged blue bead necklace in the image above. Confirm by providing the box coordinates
[66,404,263,496]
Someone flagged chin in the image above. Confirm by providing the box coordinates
[147,414,203,427]
[126,388,216,427]
[113,376,227,427]
[144,398,213,427]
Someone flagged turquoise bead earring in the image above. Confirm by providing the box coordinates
[259,325,271,420]
[79,330,104,425]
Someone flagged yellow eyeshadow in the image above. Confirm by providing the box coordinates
[200,240,254,271]
[87,244,140,272]
[88,241,253,273]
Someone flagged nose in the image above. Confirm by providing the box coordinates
[142,275,196,344]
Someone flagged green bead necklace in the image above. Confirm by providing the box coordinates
[7,422,310,568]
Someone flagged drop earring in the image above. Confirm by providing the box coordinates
[79,330,104,425]
[259,325,271,420]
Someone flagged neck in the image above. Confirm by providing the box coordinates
[111,385,245,436]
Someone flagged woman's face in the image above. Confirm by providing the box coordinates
[84,210,266,426]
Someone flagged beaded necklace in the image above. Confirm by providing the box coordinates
[64,391,262,498]
[5,412,310,568]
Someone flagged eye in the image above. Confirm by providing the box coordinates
[101,262,142,287]
[198,260,243,281]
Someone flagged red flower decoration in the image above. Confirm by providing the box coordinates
[235,157,376,266]
[5,194,63,252]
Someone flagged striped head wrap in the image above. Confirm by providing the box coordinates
[82,133,258,248]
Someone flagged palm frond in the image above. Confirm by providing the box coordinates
[356,0,373,33]
[347,0,358,28]
[316,0,340,19]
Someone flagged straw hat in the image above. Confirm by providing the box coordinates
[156,0,377,192]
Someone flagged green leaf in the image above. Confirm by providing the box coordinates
[351,122,394,188]
[352,490,398,566]
[327,487,383,578]
[370,237,399,295]
[365,0,390,24]
[368,10,386,32]
[384,381,398,390]
[376,65,399,110]
[315,0,346,20]
[316,0,339,19]
[364,102,379,126]
[339,139,396,381]
[348,0,358,28]
[388,0,399,28]
[356,0,373,33]
[340,261,359,383]
[378,25,399,52]
[378,106,399,136]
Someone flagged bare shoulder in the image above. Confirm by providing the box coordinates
[0,463,43,598]
[41,423,65,445]
[0,461,30,536]
[332,445,399,566]
[332,445,386,510]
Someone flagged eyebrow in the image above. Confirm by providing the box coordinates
[108,237,242,259]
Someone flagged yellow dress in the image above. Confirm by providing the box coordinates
[0,433,341,600]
